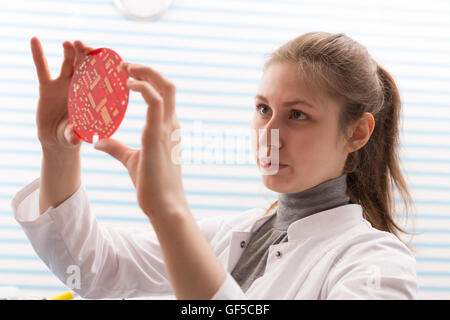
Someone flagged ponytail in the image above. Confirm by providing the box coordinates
[344,63,416,248]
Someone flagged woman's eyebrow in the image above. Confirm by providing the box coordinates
[255,94,317,110]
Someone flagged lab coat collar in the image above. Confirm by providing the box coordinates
[286,203,363,240]
[246,203,364,241]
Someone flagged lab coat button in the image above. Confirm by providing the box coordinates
[275,251,282,258]
[240,241,246,248]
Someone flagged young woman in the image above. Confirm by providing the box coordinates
[12,32,418,299]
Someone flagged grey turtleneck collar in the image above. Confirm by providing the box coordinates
[230,173,351,293]
[273,173,350,230]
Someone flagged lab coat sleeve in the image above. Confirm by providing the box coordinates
[210,272,247,300]
[11,177,227,299]
[322,232,418,300]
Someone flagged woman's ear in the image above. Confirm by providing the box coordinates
[344,112,375,153]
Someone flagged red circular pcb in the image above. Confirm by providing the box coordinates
[68,48,129,143]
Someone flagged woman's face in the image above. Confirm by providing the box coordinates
[251,61,349,194]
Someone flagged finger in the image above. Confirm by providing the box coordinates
[94,138,135,166]
[30,37,52,83]
[127,78,163,130]
[121,61,175,93]
[73,40,95,66]
[121,62,176,118]
[74,40,94,54]
[58,41,76,79]
[120,62,171,85]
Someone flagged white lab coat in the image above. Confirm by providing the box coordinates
[11,178,418,299]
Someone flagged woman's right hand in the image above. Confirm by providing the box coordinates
[30,37,93,152]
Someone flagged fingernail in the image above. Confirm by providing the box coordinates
[64,128,71,142]
[94,140,104,148]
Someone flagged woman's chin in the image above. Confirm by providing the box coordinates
[261,174,289,192]
[261,182,289,194]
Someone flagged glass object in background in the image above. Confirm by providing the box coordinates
[114,0,174,21]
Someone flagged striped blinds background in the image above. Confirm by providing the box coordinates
[0,0,449,299]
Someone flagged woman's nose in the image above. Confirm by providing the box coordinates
[258,127,281,157]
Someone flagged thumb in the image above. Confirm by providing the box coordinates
[63,123,82,146]
[57,121,81,148]
[94,138,133,166]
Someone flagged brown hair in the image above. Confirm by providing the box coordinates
[261,32,416,248]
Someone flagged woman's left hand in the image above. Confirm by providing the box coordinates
[95,62,189,219]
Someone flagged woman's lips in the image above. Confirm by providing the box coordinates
[259,160,288,169]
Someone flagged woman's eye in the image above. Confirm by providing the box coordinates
[255,104,307,121]
[255,104,270,115]
[290,110,307,121]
